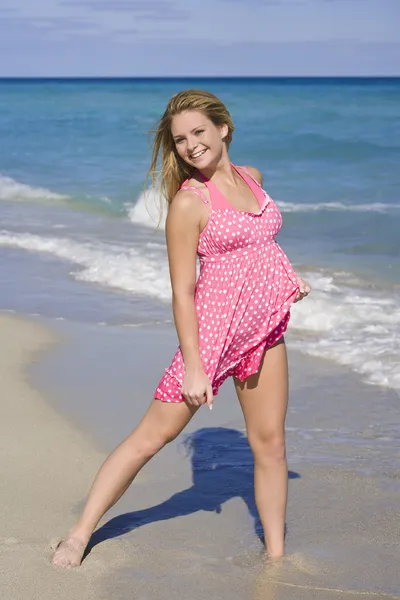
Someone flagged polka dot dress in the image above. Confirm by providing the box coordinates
[154,164,300,403]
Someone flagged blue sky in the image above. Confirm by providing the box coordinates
[0,0,399,76]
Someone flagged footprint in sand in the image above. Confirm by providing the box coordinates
[0,537,20,546]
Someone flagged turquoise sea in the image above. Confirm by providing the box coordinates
[0,77,399,390]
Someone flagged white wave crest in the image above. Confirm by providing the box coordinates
[0,231,171,300]
[126,188,166,229]
[277,200,398,213]
[127,191,398,229]
[289,271,400,390]
[0,174,69,203]
[1,229,399,391]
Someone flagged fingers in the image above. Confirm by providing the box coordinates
[184,394,201,407]
[182,388,213,409]
[205,385,214,411]
[182,391,206,406]
[294,277,311,303]
[294,290,308,303]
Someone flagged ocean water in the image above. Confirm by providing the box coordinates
[1,77,399,390]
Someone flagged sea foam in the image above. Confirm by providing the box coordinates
[126,191,399,230]
[1,229,399,391]
[0,231,171,300]
[289,271,400,390]
[126,188,166,229]
[0,174,68,203]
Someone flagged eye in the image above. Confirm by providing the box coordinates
[175,138,184,144]
[195,129,204,135]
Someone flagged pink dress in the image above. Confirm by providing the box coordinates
[154,164,299,403]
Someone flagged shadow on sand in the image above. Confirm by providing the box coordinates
[86,427,300,557]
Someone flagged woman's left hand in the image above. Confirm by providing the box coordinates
[294,275,311,303]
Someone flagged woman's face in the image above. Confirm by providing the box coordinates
[171,110,228,169]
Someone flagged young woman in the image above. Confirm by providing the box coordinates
[51,89,310,568]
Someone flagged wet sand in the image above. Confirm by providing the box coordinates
[2,312,400,599]
[0,314,132,600]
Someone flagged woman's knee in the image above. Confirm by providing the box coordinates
[125,399,194,460]
[248,430,286,463]
[126,425,180,460]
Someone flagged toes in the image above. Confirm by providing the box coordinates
[50,539,62,552]
[50,539,85,568]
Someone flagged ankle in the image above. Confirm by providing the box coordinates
[266,549,285,560]
[67,525,92,544]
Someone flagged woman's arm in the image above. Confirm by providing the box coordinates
[165,191,213,407]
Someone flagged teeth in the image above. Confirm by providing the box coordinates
[191,149,206,159]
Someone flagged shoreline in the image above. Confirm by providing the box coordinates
[2,311,400,599]
[0,313,132,599]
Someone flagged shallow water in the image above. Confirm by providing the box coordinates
[1,77,399,388]
[30,317,400,598]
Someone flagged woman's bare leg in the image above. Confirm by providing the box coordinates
[234,338,289,558]
[51,399,198,568]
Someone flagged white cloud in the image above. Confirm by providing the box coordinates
[60,0,189,20]
[0,0,190,42]
[0,0,398,43]
[0,0,398,75]
[1,15,99,33]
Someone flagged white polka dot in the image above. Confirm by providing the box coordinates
[155,175,297,403]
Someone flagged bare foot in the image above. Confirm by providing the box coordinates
[51,535,88,568]
[267,552,285,561]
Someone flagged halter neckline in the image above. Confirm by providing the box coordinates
[195,163,263,215]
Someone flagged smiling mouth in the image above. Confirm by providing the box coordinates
[190,149,207,160]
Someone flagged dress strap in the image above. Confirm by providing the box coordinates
[235,165,262,188]
[180,185,209,205]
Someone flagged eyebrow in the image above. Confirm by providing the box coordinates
[172,124,207,140]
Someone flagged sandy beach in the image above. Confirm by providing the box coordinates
[1,74,399,600]
[0,314,132,600]
[2,312,400,599]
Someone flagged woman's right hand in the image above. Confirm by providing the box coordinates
[181,368,214,409]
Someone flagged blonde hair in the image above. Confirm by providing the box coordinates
[146,89,234,218]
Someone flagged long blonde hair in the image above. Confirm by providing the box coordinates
[146,89,234,218]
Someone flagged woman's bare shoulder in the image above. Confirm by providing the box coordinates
[243,165,263,186]
[169,189,202,215]
[168,186,206,225]
[172,175,210,206]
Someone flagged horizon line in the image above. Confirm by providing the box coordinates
[1,75,399,80]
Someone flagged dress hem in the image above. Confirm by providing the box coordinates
[213,310,292,390]
[154,309,293,404]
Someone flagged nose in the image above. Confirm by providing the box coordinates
[187,136,198,153]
